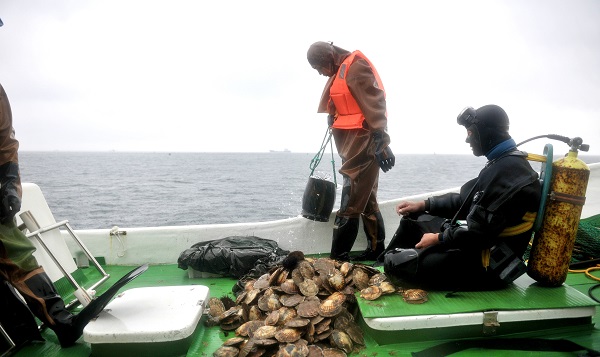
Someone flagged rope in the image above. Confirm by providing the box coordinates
[309,126,337,186]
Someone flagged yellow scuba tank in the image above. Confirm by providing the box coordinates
[527,137,590,287]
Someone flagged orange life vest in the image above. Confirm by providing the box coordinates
[329,51,385,130]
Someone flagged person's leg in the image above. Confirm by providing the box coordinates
[352,210,385,261]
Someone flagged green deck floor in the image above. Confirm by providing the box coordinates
[9,262,600,357]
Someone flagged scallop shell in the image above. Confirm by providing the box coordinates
[235,320,264,337]
[339,262,353,277]
[298,259,315,279]
[253,274,271,289]
[345,321,365,345]
[267,293,282,311]
[296,300,320,318]
[278,306,298,325]
[278,343,307,357]
[318,299,342,317]
[327,269,345,291]
[247,304,264,321]
[330,329,353,354]
[298,279,319,297]
[312,258,336,276]
[291,267,305,285]
[359,285,382,301]
[352,268,370,291]
[308,345,325,357]
[369,273,388,286]
[222,336,246,347]
[274,328,302,343]
[322,347,347,357]
[264,310,280,326]
[280,279,300,294]
[208,297,226,318]
[403,289,428,304]
[280,293,305,307]
[377,281,397,295]
[244,288,262,305]
[326,292,346,306]
[253,338,278,347]
[252,325,278,339]
[212,345,239,357]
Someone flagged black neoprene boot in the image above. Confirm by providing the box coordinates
[330,216,359,261]
[352,211,385,261]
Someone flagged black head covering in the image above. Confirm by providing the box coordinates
[457,104,511,156]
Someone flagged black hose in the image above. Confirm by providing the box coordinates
[517,134,571,147]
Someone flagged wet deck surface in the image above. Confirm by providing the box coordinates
[9,261,599,356]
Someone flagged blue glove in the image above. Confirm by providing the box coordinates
[0,162,21,223]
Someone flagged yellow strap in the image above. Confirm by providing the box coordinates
[499,211,537,237]
[482,249,491,270]
[482,211,537,268]
[527,153,547,162]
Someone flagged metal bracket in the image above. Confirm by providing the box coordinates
[483,311,500,335]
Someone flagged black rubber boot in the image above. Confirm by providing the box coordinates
[0,278,43,348]
[352,211,385,261]
[18,269,111,347]
[330,216,359,261]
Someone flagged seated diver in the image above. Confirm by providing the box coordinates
[380,105,541,291]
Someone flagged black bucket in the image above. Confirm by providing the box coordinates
[301,177,336,222]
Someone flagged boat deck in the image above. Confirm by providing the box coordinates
[9,259,600,357]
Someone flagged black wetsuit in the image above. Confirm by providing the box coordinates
[385,150,541,290]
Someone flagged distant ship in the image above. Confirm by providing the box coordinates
[269,148,291,153]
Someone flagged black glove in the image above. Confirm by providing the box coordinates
[0,162,21,223]
[373,133,395,173]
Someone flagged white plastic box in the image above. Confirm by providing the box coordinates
[83,285,209,357]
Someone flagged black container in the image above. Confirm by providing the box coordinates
[301,177,336,222]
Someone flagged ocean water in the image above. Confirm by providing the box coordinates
[17,151,600,230]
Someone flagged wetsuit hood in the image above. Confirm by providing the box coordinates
[457,104,511,156]
[307,42,352,75]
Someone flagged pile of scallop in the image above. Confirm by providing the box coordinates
[210,254,428,357]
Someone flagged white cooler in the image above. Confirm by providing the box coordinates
[83,285,209,357]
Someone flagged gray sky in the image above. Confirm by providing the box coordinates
[1,0,599,155]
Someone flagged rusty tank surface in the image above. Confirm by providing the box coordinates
[528,146,590,287]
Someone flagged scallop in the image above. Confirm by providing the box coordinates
[252,325,278,339]
[329,329,353,354]
[339,262,353,277]
[322,347,347,357]
[278,306,298,325]
[208,297,226,319]
[359,285,382,301]
[212,345,239,357]
[403,289,428,304]
[298,279,319,297]
[247,305,264,321]
[368,273,388,286]
[298,259,315,279]
[378,281,397,295]
[285,317,310,328]
[274,328,302,343]
[244,288,262,305]
[280,279,300,294]
[327,269,345,291]
[352,268,370,291]
[253,274,271,289]
[264,310,280,326]
[296,300,320,318]
[318,299,342,317]
[235,320,264,337]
